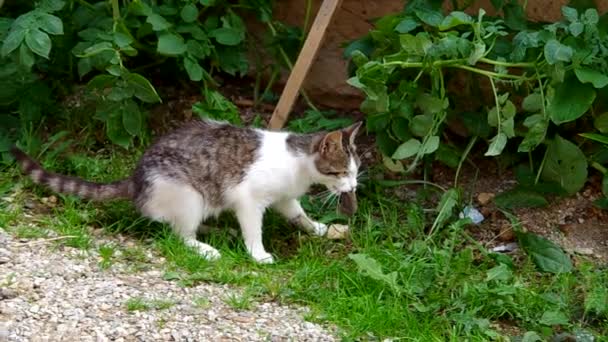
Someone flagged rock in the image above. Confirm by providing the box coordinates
[477,192,495,206]
[574,247,594,256]
[0,288,18,300]
[326,224,350,240]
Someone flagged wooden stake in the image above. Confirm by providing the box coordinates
[267,0,343,130]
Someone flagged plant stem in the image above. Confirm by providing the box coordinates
[591,162,608,175]
[489,77,502,136]
[111,0,120,31]
[302,0,313,42]
[535,146,549,184]
[384,60,544,81]
[265,21,319,112]
[454,136,478,188]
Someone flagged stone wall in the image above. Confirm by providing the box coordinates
[251,0,608,109]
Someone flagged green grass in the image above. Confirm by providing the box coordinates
[125,297,175,312]
[98,243,116,269]
[2,143,607,341]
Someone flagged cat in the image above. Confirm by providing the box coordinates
[11,119,363,264]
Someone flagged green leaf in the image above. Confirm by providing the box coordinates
[583,8,599,25]
[548,80,596,124]
[542,136,588,195]
[39,0,66,12]
[494,188,548,209]
[561,6,579,22]
[569,22,584,36]
[187,39,210,59]
[80,42,113,57]
[348,253,401,294]
[594,113,608,133]
[25,28,51,59]
[518,115,548,152]
[467,42,485,65]
[157,33,187,56]
[124,72,161,103]
[18,43,35,68]
[1,28,26,56]
[181,4,199,23]
[210,27,243,46]
[603,174,608,197]
[415,93,447,116]
[107,86,132,101]
[431,188,459,232]
[106,65,123,77]
[382,154,405,173]
[574,67,608,89]
[122,99,142,136]
[438,11,473,30]
[420,135,439,155]
[87,74,117,90]
[544,39,573,65]
[200,0,216,5]
[106,114,131,149]
[485,132,507,156]
[579,133,608,145]
[539,310,569,326]
[522,93,542,112]
[184,56,203,81]
[38,13,63,35]
[414,7,444,27]
[518,231,573,273]
[395,17,419,33]
[146,13,172,31]
[410,115,433,137]
[435,144,460,168]
[594,197,608,210]
[522,331,542,342]
[113,32,133,48]
[485,264,512,282]
[392,139,421,160]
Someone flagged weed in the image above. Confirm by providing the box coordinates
[98,243,116,270]
[223,292,253,311]
[11,225,50,240]
[125,297,149,312]
[125,297,175,312]
[193,296,211,309]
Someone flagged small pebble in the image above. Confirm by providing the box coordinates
[326,224,350,240]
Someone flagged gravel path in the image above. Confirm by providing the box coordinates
[0,229,336,341]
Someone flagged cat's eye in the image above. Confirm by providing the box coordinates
[327,171,344,177]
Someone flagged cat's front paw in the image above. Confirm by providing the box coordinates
[311,221,328,236]
[251,251,275,264]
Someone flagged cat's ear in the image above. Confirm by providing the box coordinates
[342,121,363,146]
[319,131,343,156]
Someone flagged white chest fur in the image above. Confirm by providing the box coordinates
[225,131,314,208]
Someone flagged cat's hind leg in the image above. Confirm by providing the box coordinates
[272,199,328,236]
[140,179,221,260]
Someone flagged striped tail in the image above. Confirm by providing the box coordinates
[11,146,134,201]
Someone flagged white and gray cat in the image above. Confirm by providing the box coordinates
[11,119,363,264]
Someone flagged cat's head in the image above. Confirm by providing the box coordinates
[313,121,363,194]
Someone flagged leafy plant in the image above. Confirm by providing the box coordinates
[345,1,608,197]
[0,0,285,151]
